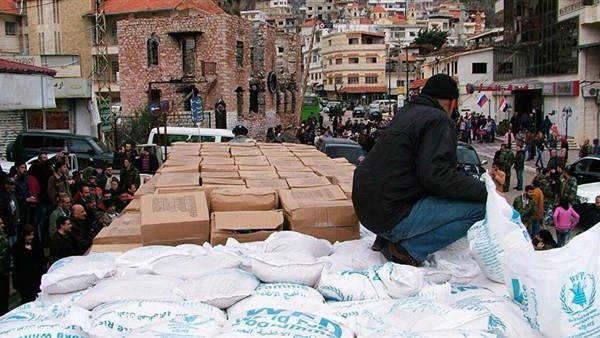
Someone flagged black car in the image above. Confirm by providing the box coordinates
[570,155,600,185]
[352,106,365,118]
[6,131,117,169]
[456,143,487,179]
[317,138,367,165]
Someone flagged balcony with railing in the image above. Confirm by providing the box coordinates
[559,0,600,22]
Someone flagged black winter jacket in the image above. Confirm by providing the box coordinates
[352,95,487,234]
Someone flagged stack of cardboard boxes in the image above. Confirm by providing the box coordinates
[92,141,359,252]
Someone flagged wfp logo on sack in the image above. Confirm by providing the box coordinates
[511,278,540,330]
[560,272,596,316]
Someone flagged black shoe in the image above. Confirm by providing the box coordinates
[513,187,519,189]
[371,235,386,252]
[380,241,420,267]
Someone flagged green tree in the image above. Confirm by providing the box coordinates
[414,28,450,50]
[118,106,156,146]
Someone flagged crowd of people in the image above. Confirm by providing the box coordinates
[486,124,591,250]
[266,113,392,154]
[0,143,155,314]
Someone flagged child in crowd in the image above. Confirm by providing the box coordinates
[532,230,558,250]
[552,198,580,247]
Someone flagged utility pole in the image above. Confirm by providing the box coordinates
[297,19,318,123]
[94,0,114,149]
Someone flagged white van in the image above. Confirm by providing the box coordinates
[147,127,235,147]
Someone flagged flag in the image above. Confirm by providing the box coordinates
[498,96,508,112]
[476,93,489,108]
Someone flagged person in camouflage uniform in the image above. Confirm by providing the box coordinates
[119,158,140,190]
[513,185,538,236]
[0,218,9,315]
[558,167,578,206]
[498,144,515,192]
[536,168,555,227]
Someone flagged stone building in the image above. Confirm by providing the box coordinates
[117,14,301,140]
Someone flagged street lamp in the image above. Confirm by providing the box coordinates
[562,106,573,138]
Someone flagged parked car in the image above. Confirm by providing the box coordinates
[325,101,343,118]
[316,138,367,165]
[353,105,365,118]
[456,142,487,179]
[368,105,382,120]
[570,155,600,185]
[6,132,117,169]
[573,182,600,230]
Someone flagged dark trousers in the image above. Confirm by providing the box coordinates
[18,288,38,304]
[0,274,8,315]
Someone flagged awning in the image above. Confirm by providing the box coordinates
[409,76,459,89]
[340,86,387,93]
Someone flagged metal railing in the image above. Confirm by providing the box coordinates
[559,1,583,16]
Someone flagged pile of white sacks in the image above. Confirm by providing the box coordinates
[2,173,600,338]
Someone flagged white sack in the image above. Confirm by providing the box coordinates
[174,268,259,308]
[91,300,226,337]
[467,172,533,283]
[219,307,354,338]
[499,229,600,337]
[264,231,333,257]
[152,253,241,280]
[242,252,328,287]
[114,245,189,268]
[41,253,118,294]
[75,275,183,310]
[325,239,387,273]
[227,283,327,318]
[316,262,423,301]
[451,295,543,337]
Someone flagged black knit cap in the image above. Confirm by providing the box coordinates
[421,74,459,100]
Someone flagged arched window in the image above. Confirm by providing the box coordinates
[147,33,159,67]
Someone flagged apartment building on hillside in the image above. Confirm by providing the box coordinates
[321,31,387,103]
[0,0,24,55]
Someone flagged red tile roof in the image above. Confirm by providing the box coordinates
[302,17,321,27]
[359,18,373,24]
[371,4,386,13]
[340,86,386,93]
[93,0,223,16]
[0,58,56,76]
[0,0,20,14]
[410,75,459,89]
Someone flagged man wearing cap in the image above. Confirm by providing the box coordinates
[0,178,19,246]
[229,125,256,143]
[352,74,487,266]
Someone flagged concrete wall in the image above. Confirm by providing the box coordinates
[0,111,24,160]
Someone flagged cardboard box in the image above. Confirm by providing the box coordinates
[331,157,351,164]
[134,174,159,199]
[230,148,263,157]
[166,154,200,162]
[287,225,360,244]
[124,199,141,213]
[140,192,210,246]
[268,159,305,167]
[280,185,348,201]
[199,164,239,172]
[274,165,313,172]
[290,150,327,157]
[262,152,296,157]
[200,171,240,179]
[199,151,232,158]
[90,243,143,253]
[280,198,358,229]
[338,182,353,199]
[286,176,332,188]
[201,177,246,186]
[234,156,270,166]
[159,164,200,174]
[156,186,206,195]
[228,142,257,148]
[277,171,319,179]
[200,157,235,165]
[300,158,336,166]
[210,210,284,246]
[331,171,354,185]
[211,187,279,212]
[93,213,142,244]
[245,179,289,190]
[155,173,201,189]
[238,170,280,180]
[284,144,315,150]
[237,165,274,171]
